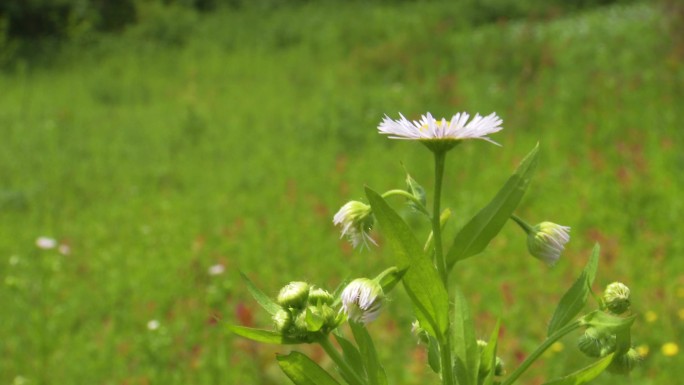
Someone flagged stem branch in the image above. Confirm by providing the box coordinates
[319,336,366,385]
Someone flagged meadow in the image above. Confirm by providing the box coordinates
[0,1,682,384]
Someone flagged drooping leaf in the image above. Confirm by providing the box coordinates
[452,286,479,385]
[446,144,539,269]
[333,333,367,383]
[481,320,501,385]
[276,351,341,385]
[542,353,614,385]
[350,321,388,385]
[365,187,449,339]
[240,272,281,315]
[227,325,299,344]
[547,244,600,336]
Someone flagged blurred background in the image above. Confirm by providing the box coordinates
[1,0,682,384]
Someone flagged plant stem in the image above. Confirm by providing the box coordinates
[430,150,454,385]
[432,150,448,285]
[382,189,429,215]
[319,336,366,385]
[501,320,583,385]
[510,214,534,234]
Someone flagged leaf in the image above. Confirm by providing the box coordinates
[227,325,299,344]
[542,353,614,385]
[547,244,600,336]
[276,351,341,385]
[581,311,637,336]
[240,272,281,316]
[333,333,367,382]
[405,168,428,215]
[427,335,441,374]
[481,320,501,385]
[452,286,479,385]
[365,187,449,339]
[350,321,388,385]
[446,143,539,269]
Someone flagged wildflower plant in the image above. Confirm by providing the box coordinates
[229,111,641,385]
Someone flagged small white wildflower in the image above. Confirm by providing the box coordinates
[341,278,384,324]
[378,112,503,145]
[333,201,375,249]
[527,222,571,266]
[35,237,57,250]
[58,244,71,256]
[147,320,160,331]
[208,264,225,276]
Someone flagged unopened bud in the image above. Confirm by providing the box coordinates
[577,327,616,358]
[603,282,631,314]
[309,287,334,305]
[341,278,384,324]
[608,348,642,375]
[527,222,571,266]
[273,309,292,333]
[277,281,310,309]
[333,201,376,249]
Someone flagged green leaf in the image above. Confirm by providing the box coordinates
[446,143,539,269]
[581,311,636,336]
[481,320,501,385]
[547,244,600,336]
[276,351,341,385]
[240,272,281,316]
[452,286,479,385]
[405,168,428,214]
[427,335,441,374]
[227,325,300,344]
[542,353,614,385]
[333,333,367,382]
[365,187,449,339]
[350,321,388,385]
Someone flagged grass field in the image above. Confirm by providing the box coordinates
[1,1,682,384]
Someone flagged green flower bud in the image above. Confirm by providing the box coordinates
[333,201,376,249]
[603,282,631,314]
[411,320,429,345]
[527,222,571,266]
[341,278,384,324]
[577,327,616,358]
[308,287,334,305]
[277,281,310,309]
[494,357,505,376]
[476,340,505,376]
[608,348,642,375]
[273,308,292,333]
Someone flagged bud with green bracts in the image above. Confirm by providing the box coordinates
[603,282,631,314]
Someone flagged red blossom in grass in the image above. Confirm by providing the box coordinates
[235,302,254,327]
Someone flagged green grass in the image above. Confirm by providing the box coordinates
[1,1,682,384]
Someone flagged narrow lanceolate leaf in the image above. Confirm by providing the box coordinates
[333,333,366,382]
[446,143,539,270]
[365,187,449,339]
[542,353,614,385]
[375,266,407,295]
[227,325,299,345]
[481,320,501,385]
[452,287,479,385]
[350,321,388,385]
[547,244,600,336]
[240,272,281,316]
[276,351,341,385]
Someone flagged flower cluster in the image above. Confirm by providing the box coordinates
[273,282,340,343]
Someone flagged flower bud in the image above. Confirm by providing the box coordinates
[277,281,310,309]
[577,327,616,358]
[603,282,631,314]
[333,201,376,249]
[308,287,334,305]
[476,340,505,376]
[411,320,429,345]
[527,222,571,266]
[273,308,292,333]
[341,278,384,324]
[608,348,642,375]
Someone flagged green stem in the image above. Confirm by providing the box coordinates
[510,214,534,234]
[382,189,429,215]
[319,336,366,385]
[432,150,447,284]
[431,150,454,385]
[501,320,583,385]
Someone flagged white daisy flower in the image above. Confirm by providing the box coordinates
[208,264,225,276]
[378,112,503,146]
[527,222,571,266]
[147,319,160,331]
[341,278,384,324]
[333,201,376,249]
